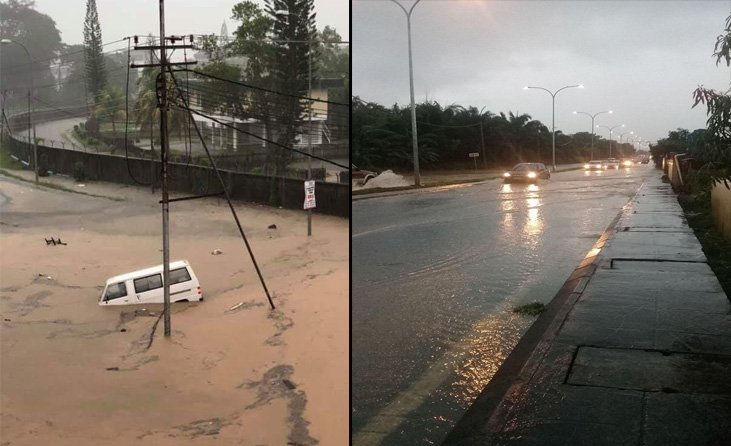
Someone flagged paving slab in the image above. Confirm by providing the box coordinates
[617,212,689,229]
[643,393,731,446]
[600,231,706,263]
[444,172,731,445]
[567,346,731,394]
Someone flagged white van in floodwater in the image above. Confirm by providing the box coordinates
[99,260,202,306]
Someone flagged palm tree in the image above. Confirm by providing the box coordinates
[94,87,125,135]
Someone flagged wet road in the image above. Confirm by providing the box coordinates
[33,117,85,148]
[351,165,657,445]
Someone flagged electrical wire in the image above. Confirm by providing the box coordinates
[168,66,275,311]
[173,103,348,170]
[176,68,349,106]
[2,37,130,72]
[124,38,156,186]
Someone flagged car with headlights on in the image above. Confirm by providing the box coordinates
[605,158,620,169]
[621,158,633,167]
[584,160,607,170]
[503,163,550,183]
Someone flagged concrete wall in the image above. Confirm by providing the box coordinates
[666,157,680,188]
[712,181,731,242]
[4,131,350,218]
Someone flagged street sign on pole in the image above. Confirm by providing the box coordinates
[304,180,316,210]
[469,152,479,169]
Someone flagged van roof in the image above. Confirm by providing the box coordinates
[106,260,190,285]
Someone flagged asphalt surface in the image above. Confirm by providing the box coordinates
[352,165,657,445]
[443,171,731,445]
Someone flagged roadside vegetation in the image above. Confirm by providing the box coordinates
[654,13,731,302]
[0,143,24,170]
[353,98,639,173]
[677,173,731,300]
[513,302,547,317]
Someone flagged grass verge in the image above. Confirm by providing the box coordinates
[0,143,25,170]
[513,302,547,316]
[677,188,731,303]
[0,169,125,202]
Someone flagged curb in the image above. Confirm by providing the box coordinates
[442,193,633,445]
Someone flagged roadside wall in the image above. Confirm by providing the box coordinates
[712,181,731,242]
[3,129,349,218]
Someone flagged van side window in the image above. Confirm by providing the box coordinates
[105,282,127,300]
[169,267,192,285]
[134,274,163,293]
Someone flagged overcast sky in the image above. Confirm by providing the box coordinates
[354,0,731,145]
[33,0,349,46]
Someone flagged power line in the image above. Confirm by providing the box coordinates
[1,37,130,72]
[176,68,349,106]
[173,101,348,170]
[124,37,156,186]
[166,63,275,312]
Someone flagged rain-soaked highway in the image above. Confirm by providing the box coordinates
[352,164,657,445]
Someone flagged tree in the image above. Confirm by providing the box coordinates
[196,33,246,117]
[83,0,107,104]
[317,26,347,79]
[54,43,86,105]
[94,86,124,135]
[650,128,689,167]
[691,13,731,177]
[0,0,63,107]
[265,0,318,177]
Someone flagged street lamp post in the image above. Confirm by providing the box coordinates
[275,9,314,236]
[597,124,624,158]
[390,0,423,186]
[525,84,582,172]
[616,131,633,158]
[573,110,611,161]
[1,38,36,183]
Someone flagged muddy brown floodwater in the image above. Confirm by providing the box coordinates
[0,171,349,445]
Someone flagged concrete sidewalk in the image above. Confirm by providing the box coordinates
[444,171,731,445]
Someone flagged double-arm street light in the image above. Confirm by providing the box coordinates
[390,0,423,186]
[597,124,624,158]
[1,38,37,183]
[525,84,582,172]
[616,131,634,158]
[573,110,611,161]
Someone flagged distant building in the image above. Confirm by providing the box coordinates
[185,53,344,153]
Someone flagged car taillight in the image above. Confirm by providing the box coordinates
[197,286,201,294]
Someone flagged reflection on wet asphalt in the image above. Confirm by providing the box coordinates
[352,166,655,445]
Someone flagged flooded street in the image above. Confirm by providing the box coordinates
[0,172,349,446]
[352,165,656,445]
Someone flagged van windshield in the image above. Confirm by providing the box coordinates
[105,282,127,301]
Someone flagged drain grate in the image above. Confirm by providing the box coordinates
[609,258,706,269]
